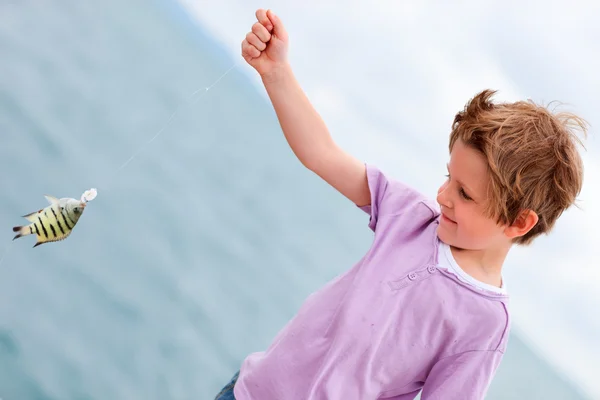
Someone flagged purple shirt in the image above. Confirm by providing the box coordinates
[234,164,510,399]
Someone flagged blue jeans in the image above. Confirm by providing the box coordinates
[214,371,239,400]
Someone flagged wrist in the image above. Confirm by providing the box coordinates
[260,62,293,85]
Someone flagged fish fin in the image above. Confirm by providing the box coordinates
[33,231,72,248]
[33,241,45,248]
[21,209,42,222]
[44,195,59,205]
[12,225,22,240]
[12,225,32,240]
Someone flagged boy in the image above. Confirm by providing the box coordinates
[217,8,588,400]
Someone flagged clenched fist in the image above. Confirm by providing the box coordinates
[241,9,289,78]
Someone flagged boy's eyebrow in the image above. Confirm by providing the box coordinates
[446,163,475,195]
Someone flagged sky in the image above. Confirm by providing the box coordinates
[177,0,600,396]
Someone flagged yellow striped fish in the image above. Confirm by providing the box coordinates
[12,189,97,247]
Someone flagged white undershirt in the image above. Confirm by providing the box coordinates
[437,240,508,295]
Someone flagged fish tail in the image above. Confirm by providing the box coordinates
[12,224,32,240]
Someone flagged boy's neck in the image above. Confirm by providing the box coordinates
[449,245,508,289]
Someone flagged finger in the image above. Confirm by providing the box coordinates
[251,22,271,43]
[246,32,266,51]
[266,9,287,41]
[255,8,273,31]
[241,42,258,61]
[241,39,261,59]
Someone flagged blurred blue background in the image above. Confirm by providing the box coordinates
[0,0,596,398]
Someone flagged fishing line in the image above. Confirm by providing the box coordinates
[0,62,239,266]
[100,62,239,192]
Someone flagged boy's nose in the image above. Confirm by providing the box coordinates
[436,185,451,209]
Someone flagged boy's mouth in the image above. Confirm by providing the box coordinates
[442,212,456,224]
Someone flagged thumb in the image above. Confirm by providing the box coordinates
[267,9,288,41]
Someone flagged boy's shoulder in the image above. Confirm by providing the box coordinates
[360,163,440,231]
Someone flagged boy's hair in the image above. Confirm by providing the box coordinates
[449,89,588,246]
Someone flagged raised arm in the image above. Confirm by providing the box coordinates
[242,9,371,207]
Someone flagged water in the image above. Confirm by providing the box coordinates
[0,0,590,398]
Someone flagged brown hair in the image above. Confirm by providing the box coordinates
[449,89,589,245]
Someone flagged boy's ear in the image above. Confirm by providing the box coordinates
[504,209,539,239]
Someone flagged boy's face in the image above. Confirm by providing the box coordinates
[436,139,509,250]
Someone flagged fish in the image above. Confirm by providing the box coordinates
[12,188,97,248]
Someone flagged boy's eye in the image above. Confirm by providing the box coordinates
[460,189,470,200]
[445,174,472,200]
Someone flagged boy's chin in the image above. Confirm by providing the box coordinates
[436,228,467,250]
[436,226,452,245]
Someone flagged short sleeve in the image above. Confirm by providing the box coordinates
[358,164,428,231]
[420,350,504,400]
